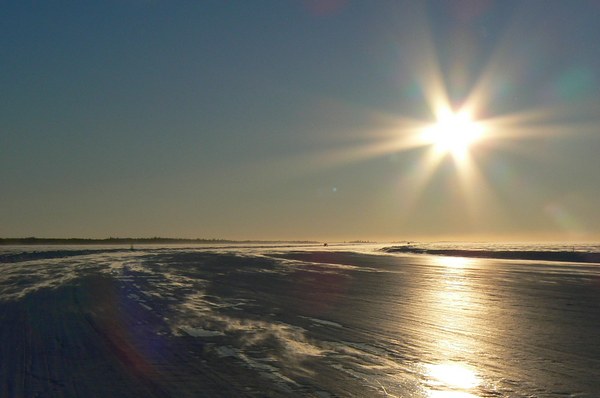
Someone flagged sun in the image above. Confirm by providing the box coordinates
[422,109,485,159]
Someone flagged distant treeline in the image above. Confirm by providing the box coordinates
[381,246,600,264]
[0,237,318,245]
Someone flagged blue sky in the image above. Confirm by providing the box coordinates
[2,1,600,241]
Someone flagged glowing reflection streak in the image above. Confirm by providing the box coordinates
[419,256,484,398]
[432,256,474,269]
[429,391,479,398]
[425,363,480,389]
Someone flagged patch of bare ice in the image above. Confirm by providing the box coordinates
[300,316,343,328]
[179,326,224,337]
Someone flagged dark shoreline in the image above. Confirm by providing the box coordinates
[0,238,318,246]
[381,246,600,264]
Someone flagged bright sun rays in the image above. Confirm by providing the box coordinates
[257,2,597,240]
[421,108,485,160]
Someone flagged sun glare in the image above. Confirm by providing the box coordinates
[425,362,480,389]
[422,109,484,158]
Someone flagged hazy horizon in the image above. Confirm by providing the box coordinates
[3,1,600,242]
[2,234,599,245]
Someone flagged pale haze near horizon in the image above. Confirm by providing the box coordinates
[2,1,600,242]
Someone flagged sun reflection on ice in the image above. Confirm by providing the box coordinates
[432,256,474,269]
[416,254,488,398]
[424,362,481,398]
[425,363,480,389]
[428,391,480,398]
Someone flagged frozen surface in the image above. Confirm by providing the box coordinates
[0,243,599,397]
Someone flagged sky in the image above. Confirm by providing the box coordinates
[2,0,600,242]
